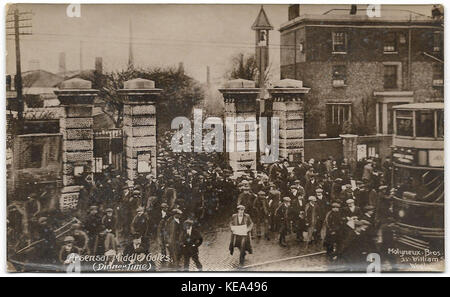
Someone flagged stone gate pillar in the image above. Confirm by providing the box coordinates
[55,78,97,211]
[118,78,162,184]
[268,79,310,162]
[219,79,260,176]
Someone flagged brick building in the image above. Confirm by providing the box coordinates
[280,5,443,138]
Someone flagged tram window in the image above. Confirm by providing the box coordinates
[396,110,413,137]
[415,110,434,137]
[437,110,444,138]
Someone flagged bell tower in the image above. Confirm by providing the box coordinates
[252,5,273,88]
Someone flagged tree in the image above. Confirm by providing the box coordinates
[77,66,204,130]
[353,96,375,136]
[226,53,258,81]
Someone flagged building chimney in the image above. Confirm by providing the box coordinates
[350,5,357,15]
[206,66,210,86]
[432,5,443,20]
[95,57,103,74]
[59,52,66,77]
[288,4,300,21]
[178,62,184,75]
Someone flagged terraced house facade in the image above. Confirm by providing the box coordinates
[280,5,443,138]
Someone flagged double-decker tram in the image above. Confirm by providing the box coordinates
[391,102,444,253]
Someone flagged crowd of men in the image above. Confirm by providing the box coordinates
[8,129,400,271]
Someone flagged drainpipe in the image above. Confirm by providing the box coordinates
[294,30,297,80]
[408,26,412,89]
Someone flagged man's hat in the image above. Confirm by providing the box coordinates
[258,191,266,196]
[315,188,323,193]
[346,199,355,204]
[379,185,388,191]
[283,197,291,202]
[136,206,145,212]
[64,236,75,243]
[331,202,341,208]
[308,196,317,202]
[89,205,98,211]
[173,208,183,215]
[105,208,113,212]
[364,205,376,211]
[160,203,169,208]
[334,178,343,183]
[237,205,245,210]
[358,220,371,226]
[290,184,297,189]
[184,219,194,225]
[38,217,48,224]
[294,180,301,184]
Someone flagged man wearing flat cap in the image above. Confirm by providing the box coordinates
[252,191,270,240]
[59,236,82,265]
[322,203,342,260]
[229,205,254,266]
[85,205,102,254]
[71,223,90,255]
[304,196,321,245]
[268,185,281,232]
[102,208,117,235]
[342,199,362,220]
[165,208,183,269]
[131,206,149,239]
[237,184,255,214]
[179,219,203,271]
[275,197,291,247]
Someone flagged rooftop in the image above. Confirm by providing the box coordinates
[280,8,441,31]
[252,6,274,30]
[393,102,444,110]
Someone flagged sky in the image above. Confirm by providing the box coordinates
[5,4,434,84]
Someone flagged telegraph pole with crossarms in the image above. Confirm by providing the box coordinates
[6,5,33,135]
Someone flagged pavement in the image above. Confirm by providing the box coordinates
[151,227,328,272]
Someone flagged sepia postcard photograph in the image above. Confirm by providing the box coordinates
[3,2,445,275]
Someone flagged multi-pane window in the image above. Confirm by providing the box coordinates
[396,110,413,137]
[415,110,434,138]
[432,63,444,87]
[327,103,351,125]
[332,65,347,87]
[332,32,347,53]
[384,32,397,53]
[384,65,398,89]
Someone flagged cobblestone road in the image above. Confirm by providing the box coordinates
[187,228,327,272]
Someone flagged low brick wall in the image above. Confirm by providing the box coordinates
[356,134,393,161]
[304,137,343,161]
[304,134,393,164]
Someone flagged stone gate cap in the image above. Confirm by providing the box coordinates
[272,79,303,88]
[223,78,256,88]
[59,78,92,89]
[123,78,156,89]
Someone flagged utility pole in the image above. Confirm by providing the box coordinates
[6,5,32,135]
